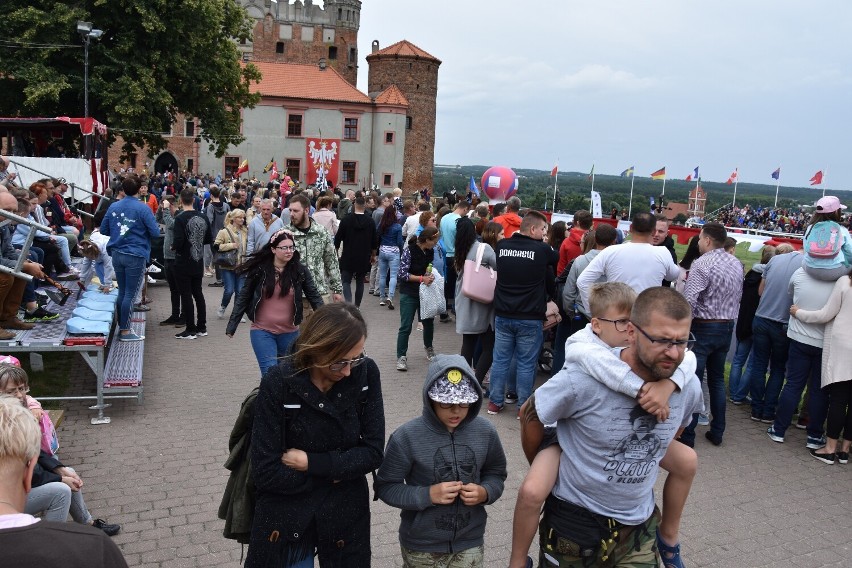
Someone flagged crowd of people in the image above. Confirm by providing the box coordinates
[712,203,816,233]
[1,156,851,567]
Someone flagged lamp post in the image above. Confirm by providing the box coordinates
[76,21,103,119]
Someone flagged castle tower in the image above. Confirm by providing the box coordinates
[238,0,361,86]
[367,40,441,191]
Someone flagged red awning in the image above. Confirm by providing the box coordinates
[0,116,107,136]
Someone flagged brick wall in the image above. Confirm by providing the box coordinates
[368,58,439,191]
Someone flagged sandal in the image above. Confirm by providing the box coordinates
[656,528,686,568]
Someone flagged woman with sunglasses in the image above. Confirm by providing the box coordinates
[227,229,323,377]
[246,303,385,567]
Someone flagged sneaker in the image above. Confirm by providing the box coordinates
[697,414,710,426]
[118,332,145,342]
[504,392,518,404]
[147,275,156,284]
[379,298,387,306]
[750,411,762,422]
[760,415,775,424]
[396,356,407,371]
[146,264,162,273]
[795,416,809,429]
[204,270,214,277]
[766,426,784,443]
[837,452,849,464]
[439,313,453,323]
[517,410,521,420]
[92,518,121,537]
[416,322,423,331]
[175,330,197,340]
[386,299,394,310]
[132,303,151,312]
[54,271,79,281]
[196,327,208,337]
[487,402,503,415]
[730,398,745,405]
[208,281,224,287]
[160,316,182,326]
[217,306,226,319]
[368,288,375,296]
[23,307,60,322]
[425,347,436,361]
[241,316,247,323]
[809,449,836,465]
[806,435,827,450]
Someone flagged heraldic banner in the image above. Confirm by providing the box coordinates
[305,138,340,187]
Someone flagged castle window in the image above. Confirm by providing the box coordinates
[343,117,359,141]
[383,173,393,187]
[224,156,240,178]
[385,131,394,144]
[128,152,137,169]
[288,114,303,137]
[338,8,343,19]
[184,120,195,137]
[349,47,357,64]
[328,46,338,60]
[276,42,285,54]
[342,161,357,184]
[406,116,413,130]
[187,158,194,172]
[285,159,301,181]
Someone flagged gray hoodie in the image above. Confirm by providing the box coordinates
[375,354,507,554]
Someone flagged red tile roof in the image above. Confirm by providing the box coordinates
[373,85,409,106]
[247,61,371,104]
[367,40,441,63]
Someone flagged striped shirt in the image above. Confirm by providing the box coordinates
[683,248,743,320]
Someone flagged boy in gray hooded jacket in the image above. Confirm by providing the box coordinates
[376,354,507,566]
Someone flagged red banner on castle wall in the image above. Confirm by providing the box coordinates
[305,138,340,186]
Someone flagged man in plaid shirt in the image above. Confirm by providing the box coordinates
[678,222,744,447]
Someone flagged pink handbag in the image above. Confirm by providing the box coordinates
[461,243,496,303]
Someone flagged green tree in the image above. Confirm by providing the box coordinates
[1,0,261,157]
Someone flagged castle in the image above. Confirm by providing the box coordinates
[113,0,440,192]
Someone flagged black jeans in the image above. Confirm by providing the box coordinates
[825,381,852,440]
[340,270,368,306]
[443,262,457,310]
[164,259,182,319]
[174,270,206,332]
[461,327,495,385]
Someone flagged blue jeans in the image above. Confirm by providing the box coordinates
[773,340,828,438]
[250,328,299,378]
[680,320,734,445]
[377,249,400,299]
[748,316,790,419]
[728,336,753,402]
[220,269,245,309]
[112,251,146,331]
[489,317,543,408]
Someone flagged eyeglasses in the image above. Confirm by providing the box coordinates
[597,317,630,332]
[327,353,367,372]
[274,245,296,252]
[437,402,471,409]
[631,322,695,351]
[2,385,29,396]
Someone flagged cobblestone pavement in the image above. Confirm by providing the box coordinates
[52,281,851,567]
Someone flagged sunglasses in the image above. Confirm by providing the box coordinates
[327,353,367,372]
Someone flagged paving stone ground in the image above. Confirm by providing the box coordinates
[52,280,851,567]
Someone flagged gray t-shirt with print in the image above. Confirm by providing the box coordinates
[536,353,703,525]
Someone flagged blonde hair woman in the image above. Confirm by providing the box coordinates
[214,209,249,319]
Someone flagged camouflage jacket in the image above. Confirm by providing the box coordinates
[284,219,342,296]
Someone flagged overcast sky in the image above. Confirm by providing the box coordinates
[348,0,852,190]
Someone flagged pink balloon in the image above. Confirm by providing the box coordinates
[481,166,518,202]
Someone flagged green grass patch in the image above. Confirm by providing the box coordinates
[19,352,74,408]
[673,241,764,273]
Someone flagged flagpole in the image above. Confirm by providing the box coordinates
[732,172,739,209]
[552,167,559,211]
[774,169,781,208]
[822,167,827,198]
[627,169,635,220]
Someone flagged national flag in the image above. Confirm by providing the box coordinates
[650,167,666,180]
[587,164,595,181]
[469,176,480,197]
[269,162,279,181]
[810,170,823,186]
[685,166,699,182]
[771,167,780,180]
[620,166,634,177]
[550,165,558,177]
[726,169,738,184]
[262,157,275,173]
[235,159,249,177]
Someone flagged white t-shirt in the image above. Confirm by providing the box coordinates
[787,268,836,347]
[577,242,680,311]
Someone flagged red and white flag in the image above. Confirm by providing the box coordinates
[551,165,558,177]
[269,162,279,181]
[726,169,738,184]
[810,170,824,186]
